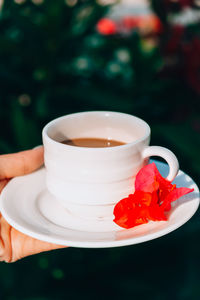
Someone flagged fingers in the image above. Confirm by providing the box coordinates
[0,215,65,263]
[0,147,44,180]
[0,215,12,262]
[0,146,65,262]
[0,147,64,262]
[10,227,66,263]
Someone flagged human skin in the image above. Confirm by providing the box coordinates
[0,146,65,262]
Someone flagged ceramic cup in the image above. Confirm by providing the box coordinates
[42,111,179,220]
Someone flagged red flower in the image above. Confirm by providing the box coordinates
[113,163,193,229]
[137,15,163,35]
[96,18,117,35]
[121,15,163,35]
[122,16,140,30]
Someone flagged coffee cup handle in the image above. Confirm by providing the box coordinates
[142,146,179,182]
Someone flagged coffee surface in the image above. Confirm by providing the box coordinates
[61,137,125,148]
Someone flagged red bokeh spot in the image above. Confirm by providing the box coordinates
[97,18,117,35]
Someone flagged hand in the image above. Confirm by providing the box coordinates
[0,147,65,262]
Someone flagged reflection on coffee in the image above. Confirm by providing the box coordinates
[61,137,125,148]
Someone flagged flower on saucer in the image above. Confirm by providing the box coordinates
[113,163,194,229]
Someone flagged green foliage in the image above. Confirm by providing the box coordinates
[0,0,109,150]
[0,0,167,151]
[0,1,200,299]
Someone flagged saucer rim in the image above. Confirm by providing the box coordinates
[0,161,199,248]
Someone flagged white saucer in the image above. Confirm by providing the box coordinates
[0,161,199,248]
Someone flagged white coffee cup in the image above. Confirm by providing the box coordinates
[42,111,179,220]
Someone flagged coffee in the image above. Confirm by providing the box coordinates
[61,137,125,148]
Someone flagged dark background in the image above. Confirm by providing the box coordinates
[0,0,200,299]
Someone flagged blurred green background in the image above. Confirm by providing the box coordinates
[0,0,200,299]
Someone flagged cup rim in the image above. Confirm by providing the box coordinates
[42,111,151,152]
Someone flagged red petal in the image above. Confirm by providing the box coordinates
[151,190,159,205]
[153,165,173,188]
[148,205,167,221]
[128,191,152,206]
[135,162,175,200]
[162,187,194,210]
[155,169,175,199]
[164,203,172,212]
[113,198,132,229]
[113,208,148,229]
[113,195,150,229]
[113,197,134,218]
[113,162,194,229]
[135,163,160,193]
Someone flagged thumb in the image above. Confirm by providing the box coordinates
[0,147,44,180]
[10,227,65,262]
